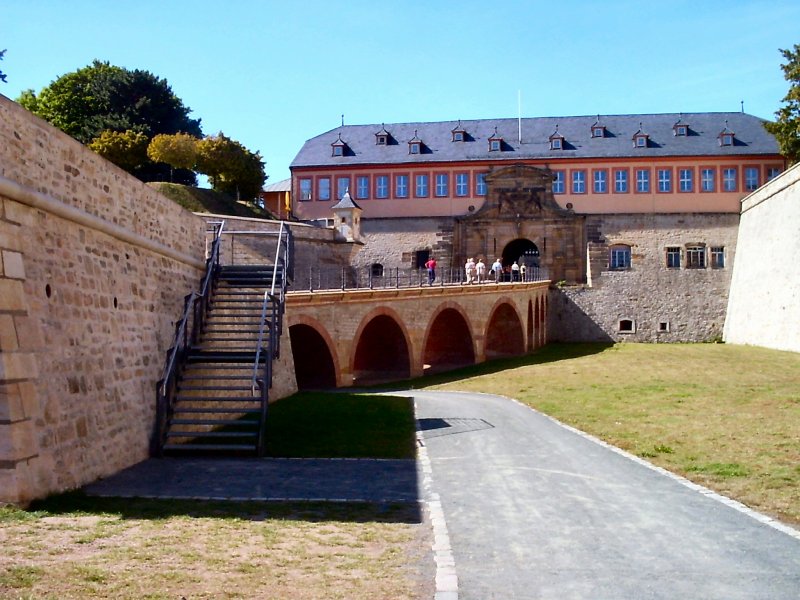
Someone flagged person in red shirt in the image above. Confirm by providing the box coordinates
[425,257,437,285]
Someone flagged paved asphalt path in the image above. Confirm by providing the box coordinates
[410,390,800,600]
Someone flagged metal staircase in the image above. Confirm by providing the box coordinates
[155,221,292,456]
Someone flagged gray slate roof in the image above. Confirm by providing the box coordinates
[291,112,779,169]
[263,177,291,192]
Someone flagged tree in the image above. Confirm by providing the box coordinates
[765,44,800,164]
[0,49,7,83]
[88,130,149,173]
[17,60,201,182]
[147,133,199,182]
[196,133,266,201]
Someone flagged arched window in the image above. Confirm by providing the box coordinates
[371,263,384,277]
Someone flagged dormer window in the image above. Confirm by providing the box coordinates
[375,124,391,146]
[331,133,347,157]
[718,121,735,146]
[451,120,467,142]
[408,130,422,155]
[549,125,565,150]
[674,125,688,136]
[590,116,606,138]
[488,127,503,152]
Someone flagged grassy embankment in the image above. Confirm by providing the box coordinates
[148,182,273,219]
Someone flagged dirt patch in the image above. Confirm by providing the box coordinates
[0,501,434,600]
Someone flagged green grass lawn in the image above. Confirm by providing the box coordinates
[410,342,800,526]
[267,392,417,459]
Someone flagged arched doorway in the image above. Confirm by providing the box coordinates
[289,324,337,390]
[352,315,411,385]
[502,238,540,268]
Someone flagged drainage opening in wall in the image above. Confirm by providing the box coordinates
[45,284,52,299]
[658,321,670,333]
[619,319,635,333]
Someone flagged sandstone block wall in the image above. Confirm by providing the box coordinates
[724,164,800,352]
[355,217,455,272]
[550,213,739,342]
[0,94,206,505]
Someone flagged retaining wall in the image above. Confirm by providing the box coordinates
[0,94,206,505]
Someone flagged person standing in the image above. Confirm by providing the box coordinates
[476,258,486,283]
[425,256,437,285]
[465,257,476,284]
[519,262,527,281]
[491,258,503,282]
[511,261,520,282]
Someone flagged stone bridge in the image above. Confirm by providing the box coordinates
[284,281,550,389]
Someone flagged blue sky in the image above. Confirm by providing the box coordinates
[2,1,798,184]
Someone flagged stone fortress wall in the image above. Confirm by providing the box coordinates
[550,213,739,343]
[724,163,800,352]
[0,95,207,505]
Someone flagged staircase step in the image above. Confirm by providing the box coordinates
[172,407,261,414]
[179,385,254,391]
[163,443,258,451]
[175,394,259,402]
[186,351,261,362]
[170,418,259,426]
[180,374,251,380]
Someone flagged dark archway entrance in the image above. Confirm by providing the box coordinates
[485,303,525,358]
[502,238,540,268]
[353,315,411,385]
[423,308,475,373]
[289,324,337,390]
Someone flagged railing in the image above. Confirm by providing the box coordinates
[154,220,225,456]
[252,222,292,456]
[292,264,549,292]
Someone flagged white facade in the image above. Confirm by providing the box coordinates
[724,162,800,352]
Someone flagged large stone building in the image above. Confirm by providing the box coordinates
[290,112,785,342]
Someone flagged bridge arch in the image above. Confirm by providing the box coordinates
[484,297,525,358]
[422,302,476,374]
[351,307,412,385]
[287,316,340,389]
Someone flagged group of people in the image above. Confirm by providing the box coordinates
[424,256,528,285]
[465,257,526,283]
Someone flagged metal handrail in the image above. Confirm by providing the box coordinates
[251,222,292,454]
[154,221,225,455]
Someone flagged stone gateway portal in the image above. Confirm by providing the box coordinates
[454,164,585,283]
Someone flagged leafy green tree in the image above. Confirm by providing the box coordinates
[147,133,199,182]
[88,129,149,173]
[0,49,7,83]
[17,60,201,182]
[765,44,800,164]
[196,133,266,201]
